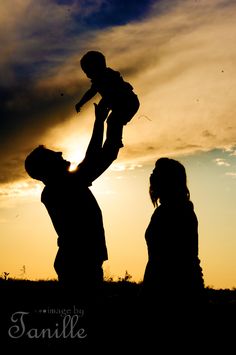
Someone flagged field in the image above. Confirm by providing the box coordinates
[1,278,236,351]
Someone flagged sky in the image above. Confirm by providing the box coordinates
[0,0,236,289]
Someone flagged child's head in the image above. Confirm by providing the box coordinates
[80,51,106,78]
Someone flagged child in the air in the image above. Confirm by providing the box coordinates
[75,50,140,148]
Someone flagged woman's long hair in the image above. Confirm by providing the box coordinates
[149,158,190,206]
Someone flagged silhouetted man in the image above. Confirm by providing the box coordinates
[24,102,120,299]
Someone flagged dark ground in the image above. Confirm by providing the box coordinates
[1,278,235,352]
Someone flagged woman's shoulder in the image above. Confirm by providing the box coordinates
[153,200,196,219]
[150,205,167,221]
[152,200,195,213]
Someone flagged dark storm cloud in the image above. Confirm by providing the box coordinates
[0,0,155,184]
[2,0,236,185]
[77,0,156,28]
[0,83,76,183]
[1,64,90,183]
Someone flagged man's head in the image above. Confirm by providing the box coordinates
[25,145,71,183]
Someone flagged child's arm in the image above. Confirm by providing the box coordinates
[75,86,97,113]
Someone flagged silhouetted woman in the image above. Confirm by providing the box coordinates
[142,158,205,311]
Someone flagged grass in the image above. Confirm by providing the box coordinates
[1,278,236,350]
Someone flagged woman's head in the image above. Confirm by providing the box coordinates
[149,158,190,206]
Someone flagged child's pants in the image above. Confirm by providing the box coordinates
[104,93,140,147]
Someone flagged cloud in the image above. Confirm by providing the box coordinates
[225,172,236,178]
[0,180,42,198]
[99,0,236,162]
[214,158,230,167]
[73,0,155,29]
[0,0,155,185]
[0,0,153,87]
[1,0,236,186]
[0,180,43,212]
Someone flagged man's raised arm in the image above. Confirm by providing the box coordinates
[78,101,121,182]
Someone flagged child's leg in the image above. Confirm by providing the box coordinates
[104,94,140,147]
[106,111,124,148]
[122,93,140,125]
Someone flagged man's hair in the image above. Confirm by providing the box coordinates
[80,51,106,72]
[24,145,49,181]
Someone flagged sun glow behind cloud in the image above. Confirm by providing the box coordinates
[1,0,236,183]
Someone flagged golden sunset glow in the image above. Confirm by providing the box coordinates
[1,0,236,289]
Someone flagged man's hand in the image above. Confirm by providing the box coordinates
[94,101,110,122]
